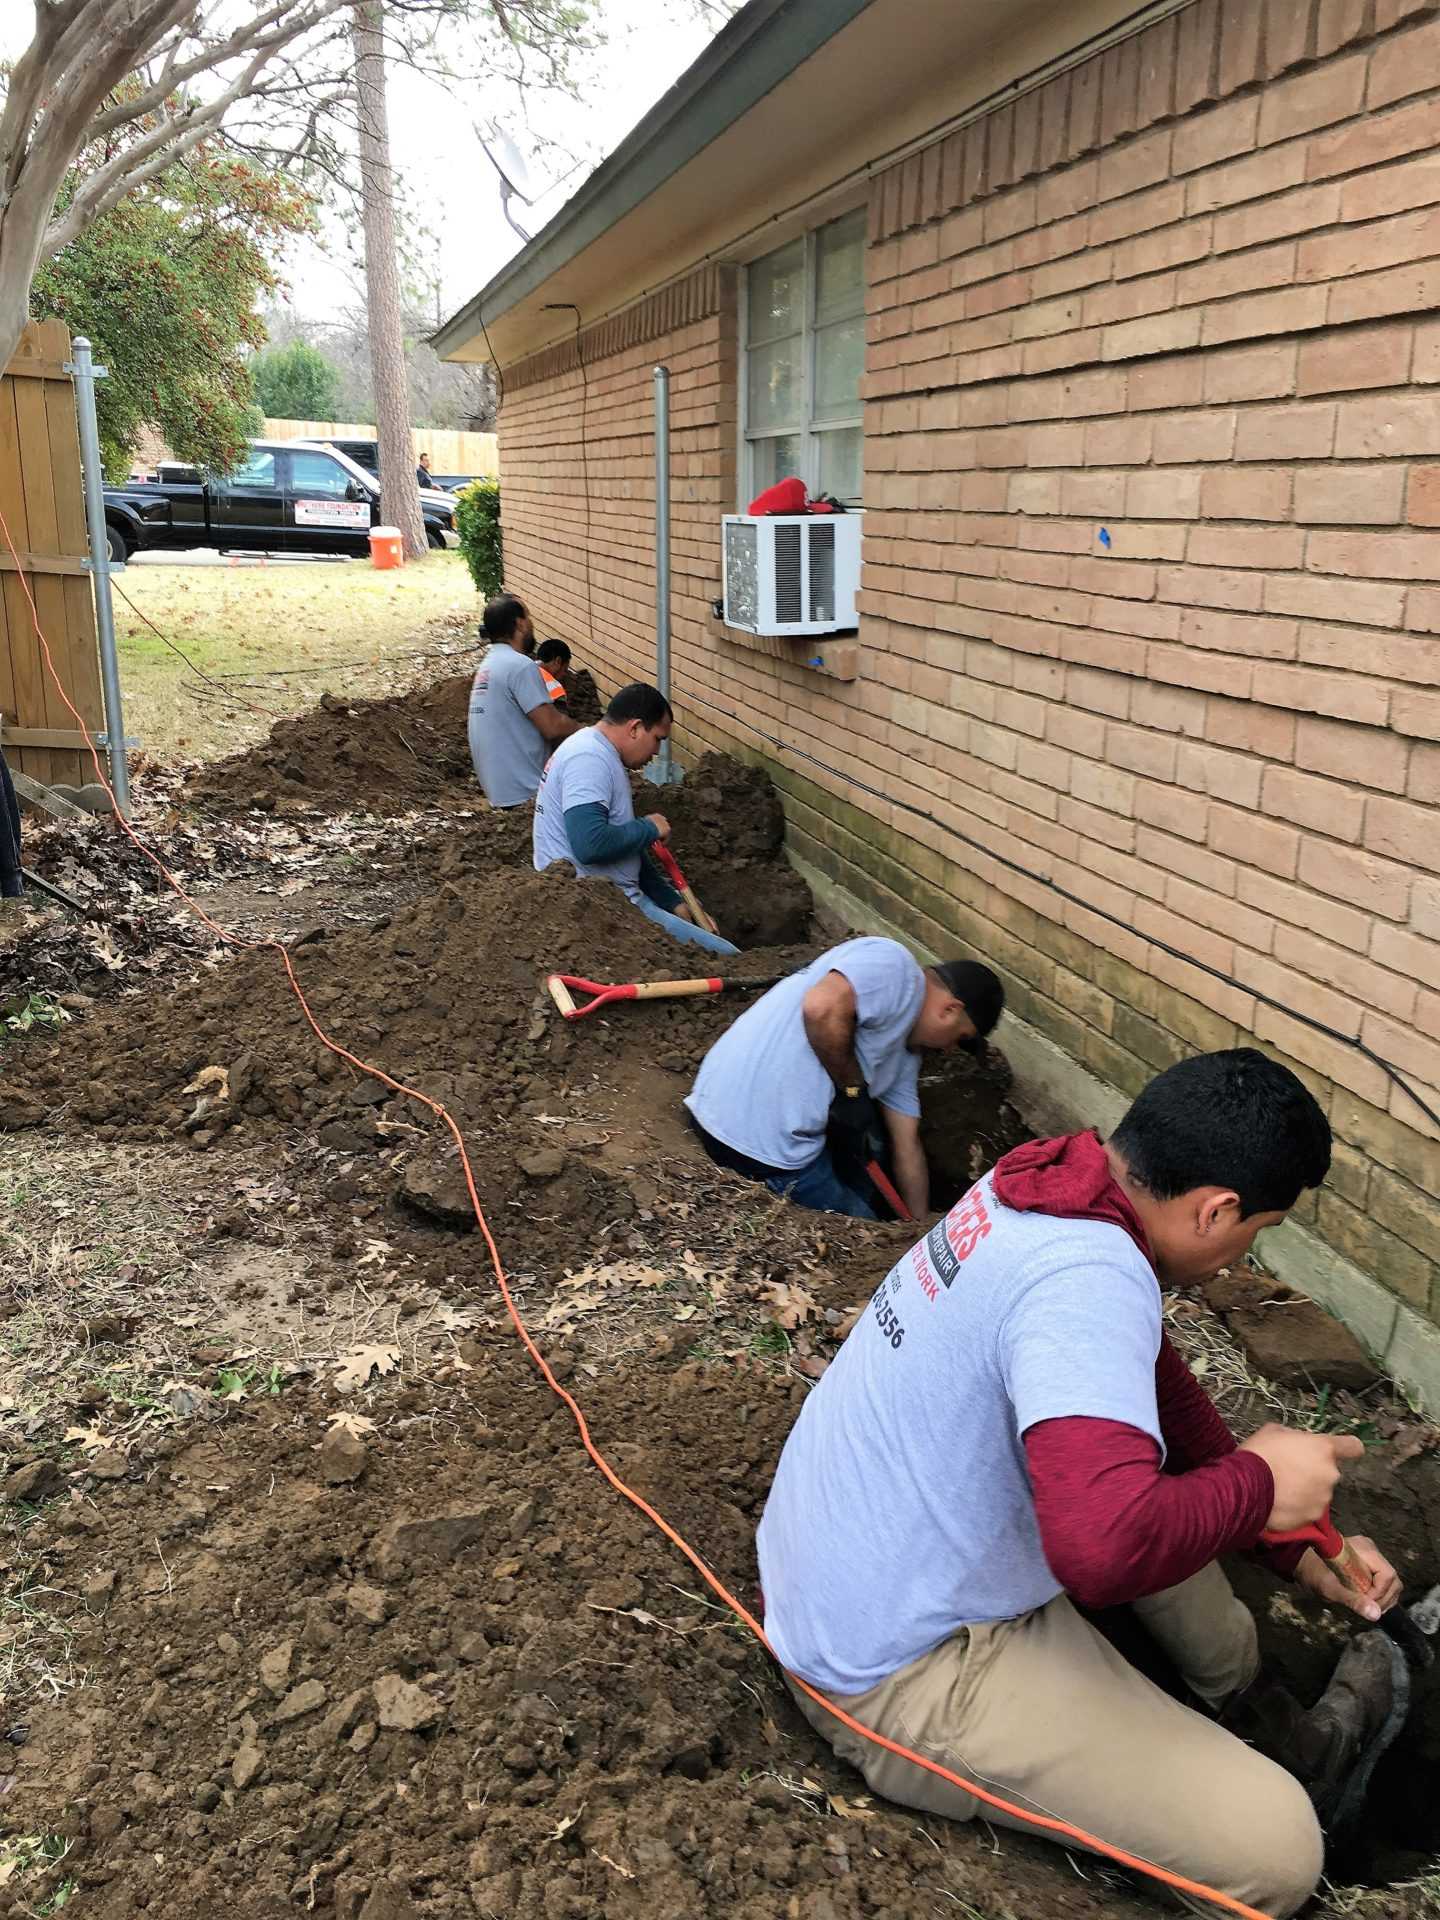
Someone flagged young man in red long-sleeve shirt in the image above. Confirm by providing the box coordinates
[758,1049,1404,1919]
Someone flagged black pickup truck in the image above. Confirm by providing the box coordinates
[104,439,458,561]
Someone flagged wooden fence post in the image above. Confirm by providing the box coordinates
[0,317,105,790]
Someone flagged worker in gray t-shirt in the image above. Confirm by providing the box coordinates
[467,594,579,807]
[533,681,739,956]
[686,939,1004,1219]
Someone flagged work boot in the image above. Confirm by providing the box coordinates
[1223,1632,1410,1832]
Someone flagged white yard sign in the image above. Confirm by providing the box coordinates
[295,499,371,529]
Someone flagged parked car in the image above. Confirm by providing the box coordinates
[102,440,458,561]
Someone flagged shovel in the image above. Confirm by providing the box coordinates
[867,1160,913,1222]
[1262,1511,1375,1594]
[650,842,720,936]
[546,971,783,1021]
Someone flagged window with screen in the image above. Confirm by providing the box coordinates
[744,207,864,508]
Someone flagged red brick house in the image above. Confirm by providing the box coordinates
[437,0,1440,1397]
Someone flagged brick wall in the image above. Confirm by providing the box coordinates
[497,0,1440,1325]
[501,265,737,699]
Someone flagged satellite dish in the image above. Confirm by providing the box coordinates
[481,125,539,242]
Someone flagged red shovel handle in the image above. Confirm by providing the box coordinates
[866,1159,913,1222]
[1262,1509,1372,1593]
[651,842,687,890]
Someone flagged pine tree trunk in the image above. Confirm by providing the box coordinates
[351,1,426,560]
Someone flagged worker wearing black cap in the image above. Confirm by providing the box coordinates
[685,938,1003,1219]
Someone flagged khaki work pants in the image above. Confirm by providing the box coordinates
[787,1563,1323,1919]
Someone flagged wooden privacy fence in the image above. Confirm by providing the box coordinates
[259,417,499,477]
[0,317,103,789]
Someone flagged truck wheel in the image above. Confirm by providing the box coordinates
[106,524,131,565]
[426,524,445,550]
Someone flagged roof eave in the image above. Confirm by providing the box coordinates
[431,0,874,361]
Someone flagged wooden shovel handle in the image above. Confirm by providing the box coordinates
[651,843,721,936]
[547,975,579,1016]
[632,978,725,999]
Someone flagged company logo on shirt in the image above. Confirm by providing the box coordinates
[922,1183,992,1291]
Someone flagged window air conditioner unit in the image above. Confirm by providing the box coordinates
[721,511,863,637]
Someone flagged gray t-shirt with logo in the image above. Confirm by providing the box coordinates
[467,643,551,807]
[532,726,646,902]
[757,1176,1164,1693]
[684,937,925,1171]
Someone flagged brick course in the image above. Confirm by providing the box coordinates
[498,1,1440,1321]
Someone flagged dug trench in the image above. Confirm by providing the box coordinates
[1,709,1437,1915]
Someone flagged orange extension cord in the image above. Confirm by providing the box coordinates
[2,510,1273,1920]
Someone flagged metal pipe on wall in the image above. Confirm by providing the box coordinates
[70,336,130,815]
[653,363,675,785]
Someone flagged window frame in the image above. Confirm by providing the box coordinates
[287,448,353,498]
[739,207,865,510]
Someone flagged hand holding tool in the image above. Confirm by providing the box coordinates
[546,971,782,1020]
[650,841,720,935]
[1262,1510,1373,1594]
[866,1159,913,1222]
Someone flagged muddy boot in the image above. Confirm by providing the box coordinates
[1223,1633,1410,1833]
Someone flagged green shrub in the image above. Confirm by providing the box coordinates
[455,478,502,598]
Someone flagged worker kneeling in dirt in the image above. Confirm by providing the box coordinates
[686,938,1003,1219]
[758,1050,1406,1919]
[467,594,579,807]
[533,682,740,957]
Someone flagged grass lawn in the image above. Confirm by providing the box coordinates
[112,551,479,765]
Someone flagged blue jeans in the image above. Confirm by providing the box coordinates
[637,895,740,955]
[765,1147,876,1219]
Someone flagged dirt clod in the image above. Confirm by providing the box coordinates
[258,1642,293,1695]
[231,1743,265,1790]
[272,1679,327,1725]
[1228,1302,1382,1390]
[84,1449,129,1481]
[372,1673,441,1733]
[319,1425,369,1485]
[7,1459,62,1502]
[344,1583,390,1627]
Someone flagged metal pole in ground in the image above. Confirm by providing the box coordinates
[70,335,130,815]
[653,363,674,785]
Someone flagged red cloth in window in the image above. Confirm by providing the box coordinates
[747,477,810,515]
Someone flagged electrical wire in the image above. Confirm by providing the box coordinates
[111,577,482,715]
[111,578,286,720]
[0,505,1276,1920]
[673,678,1440,1134]
[474,296,504,421]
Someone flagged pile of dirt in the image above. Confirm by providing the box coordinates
[562,665,603,724]
[186,675,477,818]
[2,1350,1147,1920]
[635,755,812,948]
[0,858,817,1248]
[5,713,1199,1920]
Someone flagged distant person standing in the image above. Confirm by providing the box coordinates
[416,452,436,488]
[467,594,579,808]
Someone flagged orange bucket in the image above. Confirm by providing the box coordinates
[369,525,404,570]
